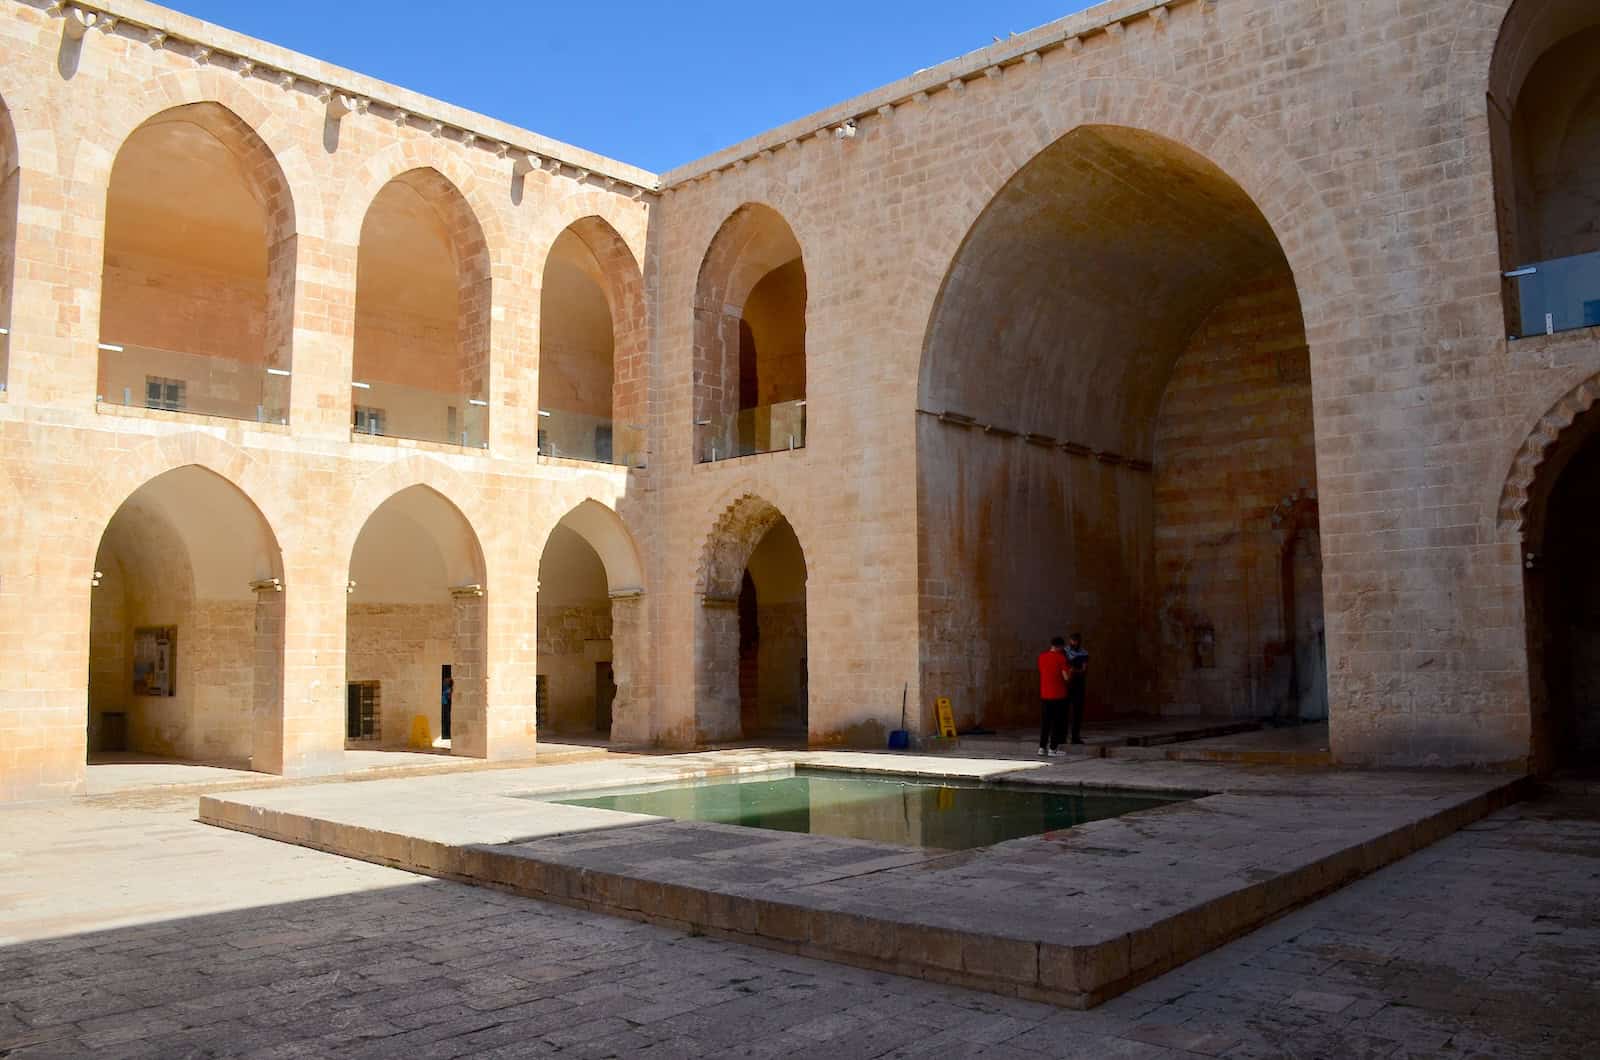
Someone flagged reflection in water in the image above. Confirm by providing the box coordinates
[554,771,1185,850]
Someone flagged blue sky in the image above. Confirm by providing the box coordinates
[164,1,1095,172]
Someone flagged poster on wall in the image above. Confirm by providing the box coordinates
[132,626,176,697]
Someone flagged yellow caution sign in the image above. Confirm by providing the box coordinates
[409,714,432,749]
[935,696,958,739]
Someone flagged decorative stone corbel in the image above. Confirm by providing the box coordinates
[510,150,540,177]
[62,7,97,40]
[946,78,966,94]
[983,65,1003,80]
[325,92,361,125]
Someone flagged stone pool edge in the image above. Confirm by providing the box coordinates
[198,772,1529,1010]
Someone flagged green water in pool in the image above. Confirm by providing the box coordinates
[548,769,1186,850]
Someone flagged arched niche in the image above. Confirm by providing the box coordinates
[692,205,808,462]
[537,217,648,466]
[97,103,297,422]
[352,169,492,447]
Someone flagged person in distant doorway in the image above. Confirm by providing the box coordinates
[1064,632,1089,745]
[1038,636,1071,757]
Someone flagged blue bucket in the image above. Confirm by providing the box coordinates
[887,729,910,750]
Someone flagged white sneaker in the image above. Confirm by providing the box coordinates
[1037,748,1049,757]
[1049,749,1065,757]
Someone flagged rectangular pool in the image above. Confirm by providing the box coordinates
[544,769,1187,850]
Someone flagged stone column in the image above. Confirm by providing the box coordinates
[695,595,743,743]
[449,588,490,758]
[288,237,360,441]
[251,583,286,774]
[277,557,347,778]
[607,592,650,744]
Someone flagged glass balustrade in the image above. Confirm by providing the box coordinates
[1507,250,1600,339]
[96,341,290,423]
[350,379,487,448]
[537,408,645,467]
[697,399,807,463]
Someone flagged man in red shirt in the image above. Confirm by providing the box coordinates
[1037,637,1071,756]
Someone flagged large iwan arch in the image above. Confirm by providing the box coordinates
[918,124,1324,733]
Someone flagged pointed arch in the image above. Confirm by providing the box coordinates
[537,215,648,464]
[352,167,492,446]
[542,498,644,596]
[917,121,1324,732]
[1483,0,1600,337]
[89,464,285,771]
[97,101,298,422]
[692,204,809,462]
[694,493,810,743]
[0,90,21,390]
[534,498,646,739]
[346,480,489,757]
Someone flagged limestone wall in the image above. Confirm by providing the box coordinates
[535,603,612,733]
[1152,270,1319,719]
[345,603,454,748]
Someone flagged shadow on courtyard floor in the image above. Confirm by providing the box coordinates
[2,793,1598,1057]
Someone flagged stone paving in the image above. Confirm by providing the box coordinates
[1,785,1597,1057]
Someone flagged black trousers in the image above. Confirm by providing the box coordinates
[1040,697,1067,749]
[1065,678,1086,743]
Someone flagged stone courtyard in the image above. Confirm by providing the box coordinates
[2,764,1597,1057]
[3,0,1600,1052]
[2,0,1600,800]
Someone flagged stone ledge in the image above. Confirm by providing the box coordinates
[197,755,1528,1010]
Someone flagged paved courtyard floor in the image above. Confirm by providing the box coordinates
[2,776,1597,1058]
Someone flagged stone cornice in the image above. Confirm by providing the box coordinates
[660,0,1213,189]
[39,0,661,196]
[29,0,1219,200]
